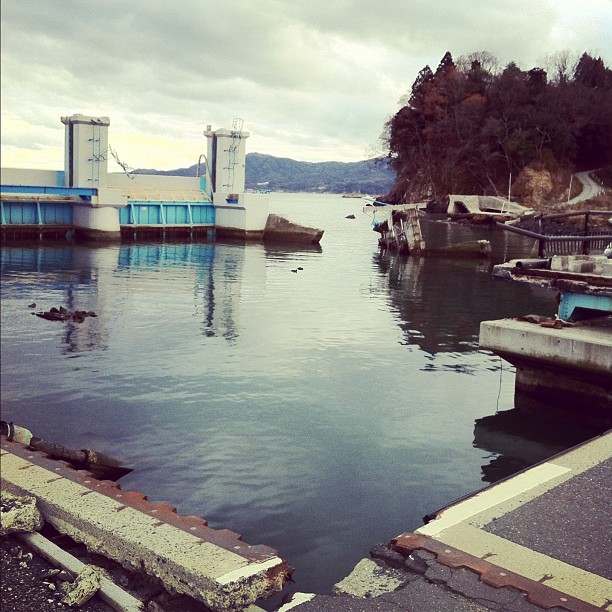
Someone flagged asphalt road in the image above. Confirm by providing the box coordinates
[567,171,605,205]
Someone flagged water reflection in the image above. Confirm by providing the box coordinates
[1,241,253,350]
[420,218,538,264]
[473,407,605,484]
[1,196,594,597]
[264,243,323,258]
[372,249,556,356]
[1,244,111,353]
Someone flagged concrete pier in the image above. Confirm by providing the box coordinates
[479,254,612,420]
[404,431,612,609]
[480,317,612,419]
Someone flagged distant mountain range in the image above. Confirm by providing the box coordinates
[134,152,396,195]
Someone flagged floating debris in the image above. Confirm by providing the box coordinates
[32,306,97,323]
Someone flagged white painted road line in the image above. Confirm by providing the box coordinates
[416,462,570,536]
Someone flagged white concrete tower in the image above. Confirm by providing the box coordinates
[61,114,110,188]
[204,120,269,238]
[204,119,249,196]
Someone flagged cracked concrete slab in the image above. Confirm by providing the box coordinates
[332,558,408,598]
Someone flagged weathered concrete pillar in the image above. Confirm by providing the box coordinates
[72,203,121,240]
[204,122,249,194]
[205,123,270,238]
[61,114,110,189]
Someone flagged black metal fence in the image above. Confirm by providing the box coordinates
[497,210,612,257]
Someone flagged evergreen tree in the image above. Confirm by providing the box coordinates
[383,51,612,202]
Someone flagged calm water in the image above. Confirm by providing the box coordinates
[0,193,602,599]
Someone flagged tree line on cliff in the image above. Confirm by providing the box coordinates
[381,51,612,203]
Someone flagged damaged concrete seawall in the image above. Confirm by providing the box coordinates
[0,439,290,611]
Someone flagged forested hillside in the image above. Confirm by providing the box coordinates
[382,51,612,204]
[244,153,394,193]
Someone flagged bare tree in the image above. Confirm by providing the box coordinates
[538,50,580,84]
[456,51,501,76]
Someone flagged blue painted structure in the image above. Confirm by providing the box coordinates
[558,291,612,321]
[119,200,215,226]
[1,184,95,228]
[2,114,268,240]
[2,184,215,236]
[1,199,74,226]
[2,185,96,198]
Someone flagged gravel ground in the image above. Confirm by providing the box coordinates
[0,534,112,612]
[0,527,216,612]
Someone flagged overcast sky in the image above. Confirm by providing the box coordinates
[1,1,611,171]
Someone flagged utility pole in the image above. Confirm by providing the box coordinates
[502,173,511,214]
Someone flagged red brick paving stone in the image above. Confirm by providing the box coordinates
[1,437,283,560]
[392,533,600,612]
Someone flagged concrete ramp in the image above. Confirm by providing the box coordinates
[448,194,480,213]
[447,194,533,216]
[0,437,290,611]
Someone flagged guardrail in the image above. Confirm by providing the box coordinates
[497,210,612,257]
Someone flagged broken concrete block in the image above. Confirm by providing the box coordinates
[591,255,607,274]
[550,255,569,271]
[0,490,44,535]
[332,558,407,598]
[61,564,109,607]
[568,259,595,273]
[263,214,324,245]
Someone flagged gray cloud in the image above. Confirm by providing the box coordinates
[2,0,611,168]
